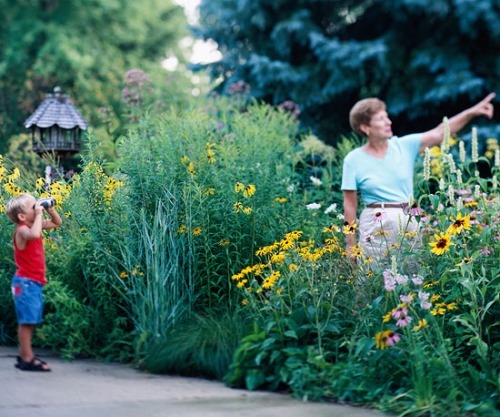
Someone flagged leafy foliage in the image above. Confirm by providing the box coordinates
[0,0,191,153]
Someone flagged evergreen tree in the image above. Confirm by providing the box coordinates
[194,0,500,143]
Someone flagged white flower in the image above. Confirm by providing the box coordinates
[420,301,432,310]
[337,214,344,220]
[306,203,321,210]
[395,274,408,285]
[310,175,322,186]
[287,185,295,193]
[324,203,337,214]
[411,275,424,286]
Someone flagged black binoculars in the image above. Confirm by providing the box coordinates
[33,197,56,209]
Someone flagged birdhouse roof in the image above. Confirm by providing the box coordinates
[24,88,88,130]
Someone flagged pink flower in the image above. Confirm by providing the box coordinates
[383,269,396,291]
[408,203,424,217]
[400,294,413,303]
[386,332,401,346]
[396,316,412,327]
[372,211,387,222]
[392,306,409,320]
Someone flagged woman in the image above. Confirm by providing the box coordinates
[341,93,495,259]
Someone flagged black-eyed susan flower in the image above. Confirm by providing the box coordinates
[192,227,202,236]
[447,213,471,235]
[233,202,243,213]
[243,184,256,198]
[428,232,454,255]
[343,221,357,235]
[234,182,244,193]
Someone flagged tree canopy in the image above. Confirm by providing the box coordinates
[0,0,188,152]
[195,0,500,143]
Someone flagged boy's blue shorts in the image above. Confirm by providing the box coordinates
[11,276,44,325]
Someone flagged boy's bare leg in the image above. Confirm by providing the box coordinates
[18,324,50,370]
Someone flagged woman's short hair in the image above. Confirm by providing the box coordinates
[349,98,386,135]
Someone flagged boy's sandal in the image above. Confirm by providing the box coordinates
[15,356,51,372]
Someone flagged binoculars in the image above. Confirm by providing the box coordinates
[34,197,56,209]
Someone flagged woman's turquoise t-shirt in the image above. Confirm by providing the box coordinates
[341,134,422,205]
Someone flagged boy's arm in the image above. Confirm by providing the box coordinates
[16,207,44,246]
[42,207,62,229]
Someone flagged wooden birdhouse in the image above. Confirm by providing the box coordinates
[24,86,88,158]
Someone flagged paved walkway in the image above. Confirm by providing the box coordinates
[0,345,387,417]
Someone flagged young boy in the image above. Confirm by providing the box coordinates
[5,193,62,372]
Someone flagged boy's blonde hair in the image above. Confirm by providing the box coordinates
[349,98,386,135]
[5,193,33,224]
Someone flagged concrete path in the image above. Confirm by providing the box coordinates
[0,345,387,417]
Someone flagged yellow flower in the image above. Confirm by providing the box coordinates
[236,279,248,288]
[231,272,244,281]
[36,178,46,189]
[323,225,340,233]
[447,213,471,235]
[242,206,252,215]
[275,197,287,203]
[178,225,187,234]
[261,271,280,289]
[428,232,454,255]
[289,263,299,272]
[342,221,357,235]
[187,162,196,175]
[192,227,202,236]
[233,202,243,213]
[120,271,128,279]
[243,184,256,198]
[206,149,216,163]
[431,307,446,316]
[219,239,230,246]
[348,244,363,258]
[234,182,245,193]
[270,251,286,264]
[456,257,473,267]
[382,311,392,323]
[464,200,478,208]
[181,155,190,165]
[204,188,216,196]
[413,319,428,331]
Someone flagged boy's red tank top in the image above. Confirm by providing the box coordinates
[14,225,46,285]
